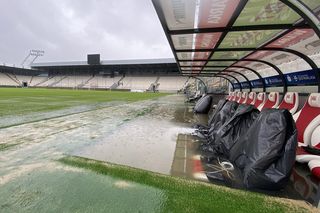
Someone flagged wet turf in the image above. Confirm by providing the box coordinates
[0,87,168,116]
[0,164,165,213]
[0,91,316,212]
[59,156,314,213]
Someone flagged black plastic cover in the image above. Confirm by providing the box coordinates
[193,95,213,114]
[229,109,297,190]
[205,101,239,142]
[207,99,227,126]
[193,99,227,130]
[214,104,260,157]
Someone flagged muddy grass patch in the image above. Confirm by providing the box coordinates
[0,143,22,151]
[58,156,315,213]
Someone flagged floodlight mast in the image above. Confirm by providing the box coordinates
[21,49,45,67]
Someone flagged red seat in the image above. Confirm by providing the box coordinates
[294,93,320,147]
[261,92,280,110]
[238,92,248,104]
[297,126,320,179]
[278,92,299,114]
[226,92,234,101]
[245,92,256,105]
[254,92,266,110]
[233,91,241,102]
[231,91,239,101]
[295,93,320,178]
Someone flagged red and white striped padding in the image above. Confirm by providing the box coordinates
[246,92,256,105]
[235,91,242,102]
[278,92,299,114]
[308,160,320,179]
[238,92,248,104]
[295,94,320,179]
[227,92,234,101]
[308,126,320,179]
[294,93,320,147]
[255,92,267,110]
[231,91,239,101]
[261,92,280,110]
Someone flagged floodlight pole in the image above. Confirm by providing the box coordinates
[21,51,32,67]
[21,50,45,67]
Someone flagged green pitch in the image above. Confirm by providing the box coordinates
[0,87,168,117]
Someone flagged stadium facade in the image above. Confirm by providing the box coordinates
[0,57,214,92]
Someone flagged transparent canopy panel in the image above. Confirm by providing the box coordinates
[177,52,211,60]
[219,30,281,48]
[302,0,320,11]
[197,0,240,28]
[233,61,277,78]
[246,50,273,60]
[226,68,260,80]
[227,67,253,76]
[220,71,246,82]
[246,61,269,71]
[210,51,251,59]
[206,61,235,66]
[172,33,222,50]
[195,33,222,49]
[234,0,301,26]
[230,73,246,82]
[247,50,312,73]
[159,0,196,30]
[202,67,222,71]
[171,34,193,50]
[180,67,202,71]
[179,61,205,66]
[234,60,251,67]
[267,29,319,56]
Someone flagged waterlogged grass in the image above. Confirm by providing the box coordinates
[0,143,21,151]
[0,88,168,117]
[59,156,314,213]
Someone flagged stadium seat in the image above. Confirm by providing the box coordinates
[246,92,256,105]
[298,126,320,179]
[235,91,242,103]
[278,92,299,114]
[227,92,234,101]
[261,92,280,110]
[254,92,267,110]
[294,93,320,147]
[231,91,238,101]
[294,93,320,178]
[238,92,248,104]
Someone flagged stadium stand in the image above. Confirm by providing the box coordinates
[157,76,188,92]
[0,72,19,86]
[117,76,157,90]
[0,69,189,92]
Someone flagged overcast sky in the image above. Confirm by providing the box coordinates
[0,0,173,65]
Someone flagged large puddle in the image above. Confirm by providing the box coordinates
[0,95,207,211]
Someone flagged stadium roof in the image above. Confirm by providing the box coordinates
[31,58,176,67]
[152,0,320,92]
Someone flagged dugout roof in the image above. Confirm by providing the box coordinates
[152,0,320,92]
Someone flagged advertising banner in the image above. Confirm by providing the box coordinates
[198,0,240,28]
[285,69,318,86]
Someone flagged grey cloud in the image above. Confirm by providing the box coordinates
[0,0,173,65]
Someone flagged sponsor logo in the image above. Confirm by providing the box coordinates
[207,0,228,24]
[287,76,292,82]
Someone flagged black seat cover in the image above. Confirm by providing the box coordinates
[193,95,213,114]
[214,104,260,157]
[206,101,238,141]
[229,109,297,190]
